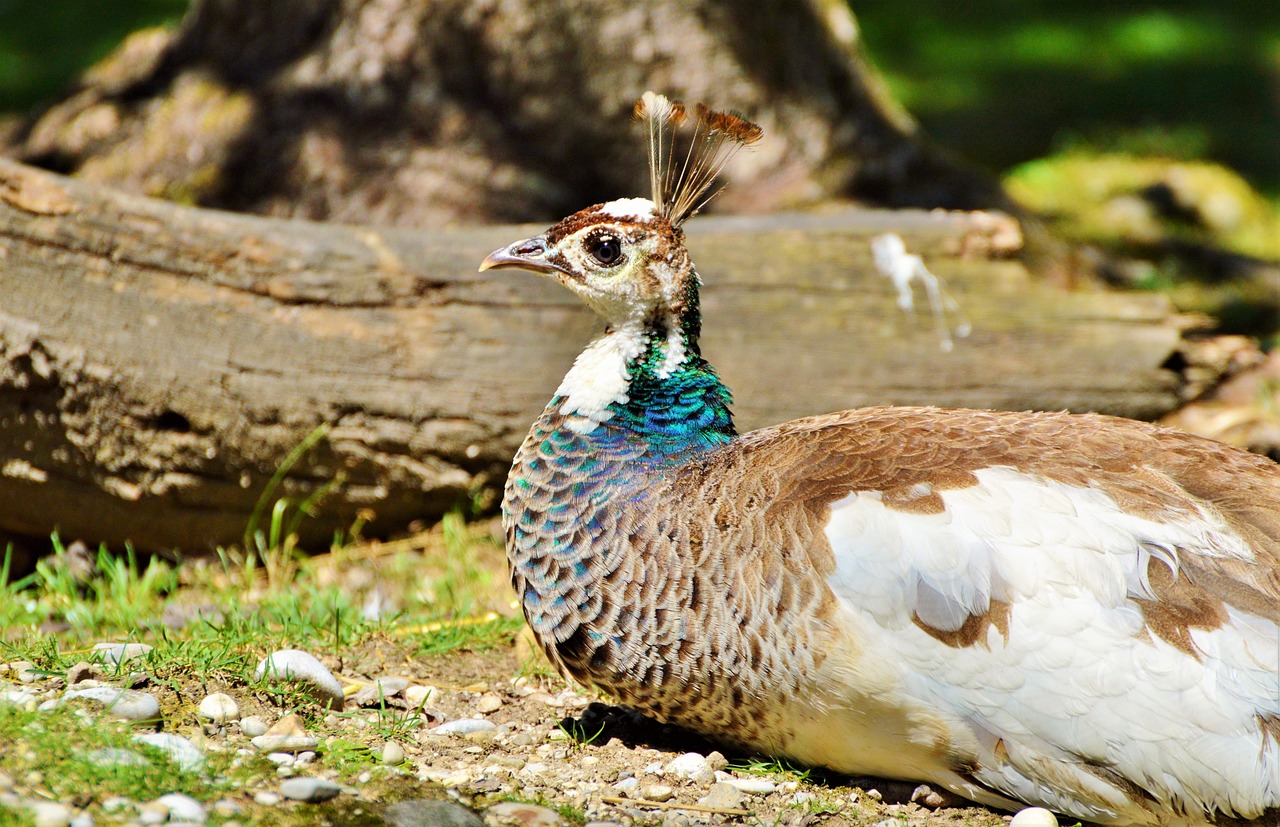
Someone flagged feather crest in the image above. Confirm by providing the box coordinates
[633,91,762,227]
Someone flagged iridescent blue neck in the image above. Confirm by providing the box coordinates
[593,299,734,462]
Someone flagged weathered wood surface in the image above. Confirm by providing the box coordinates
[0,159,1198,553]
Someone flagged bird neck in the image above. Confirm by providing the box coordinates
[550,284,735,459]
[504,283,733,646]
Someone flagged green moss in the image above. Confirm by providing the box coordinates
[1006,152,1280,260]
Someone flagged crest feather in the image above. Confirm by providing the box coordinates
[633,91,762,227]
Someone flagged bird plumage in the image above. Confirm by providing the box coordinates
[480,94,1280,826]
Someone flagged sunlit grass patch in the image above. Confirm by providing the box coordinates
[0,703,228,804]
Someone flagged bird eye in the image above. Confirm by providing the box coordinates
[587,235,623,267]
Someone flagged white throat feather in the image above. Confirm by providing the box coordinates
[555,312,687,434]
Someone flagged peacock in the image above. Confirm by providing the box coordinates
[479,92,1280,827]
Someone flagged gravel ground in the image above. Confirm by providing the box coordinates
[0,638,1057,827]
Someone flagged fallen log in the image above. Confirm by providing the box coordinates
[0,159,1206,554]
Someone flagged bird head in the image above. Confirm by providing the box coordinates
[480,92,760,330]
[479,197,693,327]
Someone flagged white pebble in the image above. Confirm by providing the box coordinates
[266,753,295,766]
[255,650,344,709]
[100,798,134,814]
[211,799,243,817]
[134,733,205,772]
[251,734,318,753]
[252,791,282,806]
[1010,808,1059,827]
[91,642,153,667]
[280,776,342,802]
[88,748,150,768]
[382,741,406,765]
[156,793,205,822]
[0,688,37,711]
[198,693,239,723]
[665,752,714,783]
[29,802,72,827]
[137,802,168,826]
[404,685,439,706]
[63,687,160,723]
[641,784,674,802]
[431,718,496,736]
[476,693,503,713]
[722,777,776,795]
[239,716,269,737]
[69,813,93,827]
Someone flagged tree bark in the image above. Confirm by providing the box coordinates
[0,159,1211,555]
[1,0,1009,230]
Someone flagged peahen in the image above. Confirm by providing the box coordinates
[479,93,1280,827]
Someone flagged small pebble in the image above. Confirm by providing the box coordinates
[265,753,294,766]
[475,693,503,713]
[10,661,38,682]
[30,802,72,827]
[0,688,37,711]
[252,733,318,752]
[385,799,484,827]
[134,733,204,772]
[66,662,94,684]
[68,813,93,827]
[101,798,134,814]
[197,693,239,724]
[252,791,282,806]
[239,716,269,737]
[910,783,945,808]
[697,782,744,810]
[255,650,344,709]
[137,802,168,826]
[251,713,317,752]
[721,777,775,795]
[87,748,151,768]
[352,676,410,706]
[431,718,496,736]
[640,784,674,802]
[211,799,243,817]
[279,776,342,803]
[665,753,714,784]
[485,801,565,827]
[404,685,439,706]
[1010,808,1059,827]
[705,751,728,771]
[63,687,160,723]
[90,642,153,667]
[382,741,406,765]
[155,793,205,823]
[611,777,639,795]
[296,750,316,765]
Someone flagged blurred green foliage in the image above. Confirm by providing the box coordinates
[0,0,188,112]
[855,0,1280,195]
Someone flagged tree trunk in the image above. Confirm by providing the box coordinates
[0,159,1212,555]
[1,0,1008,230]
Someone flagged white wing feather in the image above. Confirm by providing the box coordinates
[823,466,1280,825]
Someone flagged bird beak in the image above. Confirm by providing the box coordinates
[479,236,565,276]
